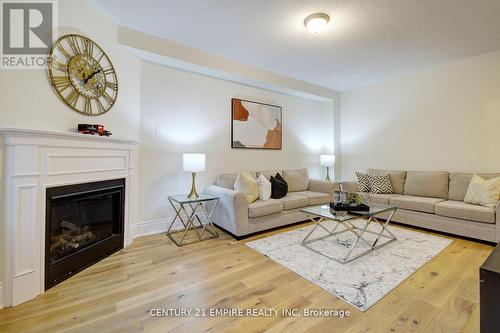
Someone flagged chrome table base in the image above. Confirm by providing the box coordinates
[167,196,219,246]
[301,208,397,264]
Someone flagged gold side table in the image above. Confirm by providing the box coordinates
[166,193,219,246]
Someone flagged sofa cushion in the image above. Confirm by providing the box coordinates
[341,181,359,193]
[363,193,403,205]
[389,195,445,214]
[435,200,495,224]
[293,191,331,206]
[404,171,449,199]
[449,173,474,202]
[216,173,238,189]
[248,199,283,218]
[279,194,309,210]
[216,172,257,189]
[282,168,309,192]
[256,170,282,181]
[448,173,500,201]
[366,169,407,194]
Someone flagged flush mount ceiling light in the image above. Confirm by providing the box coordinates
[304,13,330,34]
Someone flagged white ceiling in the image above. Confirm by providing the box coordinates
[93,0,500,91]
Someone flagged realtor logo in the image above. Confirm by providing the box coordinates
[1,0,57,69]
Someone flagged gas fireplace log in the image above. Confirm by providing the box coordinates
[60,220,81,234]
[50,233,73,242]
[72,231,94,242]
[50,238,68,252]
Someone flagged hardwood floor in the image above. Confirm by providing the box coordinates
[0,222,492,333]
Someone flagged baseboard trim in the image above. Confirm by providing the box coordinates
[0,282,5,309]
[131,217,187,239]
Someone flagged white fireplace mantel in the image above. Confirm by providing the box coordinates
[0,128,139,307]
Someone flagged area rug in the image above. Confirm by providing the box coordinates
[245,220,452,311]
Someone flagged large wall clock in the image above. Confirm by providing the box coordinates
[47,34,118,116]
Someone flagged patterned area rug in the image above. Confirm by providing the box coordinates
[245,220,452,311]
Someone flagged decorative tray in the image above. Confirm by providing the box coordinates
[330,202,370,212]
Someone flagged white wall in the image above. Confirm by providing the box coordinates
[341,51,500,180]
[138,61,335,230]
[0,0,141,139]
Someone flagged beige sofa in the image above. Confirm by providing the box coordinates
[205,169,338,238]
[343,169,500,243]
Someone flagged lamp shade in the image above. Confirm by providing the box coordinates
[183,153,205,172]
[320,154,335,167]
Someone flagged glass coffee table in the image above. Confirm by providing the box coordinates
[300,203,397,264]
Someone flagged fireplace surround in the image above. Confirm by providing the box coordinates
[0,128,138,307]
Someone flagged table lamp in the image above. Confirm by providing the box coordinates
[320,154,335,181]
[183,153,205,198]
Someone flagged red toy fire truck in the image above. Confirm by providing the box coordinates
[78,124,112,137]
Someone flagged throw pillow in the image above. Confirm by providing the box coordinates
[356,172,371,192]
[464,175,500,208]
[257,174,271,200]
[275,172,287,184]
[369,173,393,194]
[234,171,259,203]
[270,173,288,199]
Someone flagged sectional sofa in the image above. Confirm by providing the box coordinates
[205,168,338,238]
[206,168,499,243]
[343,169,500,243]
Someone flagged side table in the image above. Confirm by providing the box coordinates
[166,193,219,246]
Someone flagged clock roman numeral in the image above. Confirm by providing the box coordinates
[102,67,115,76]
[96,98,107,114]
[83,38,93,58]
[101,91,115,105]
[49,57,68,72]
[67,35,82,55]
[96,51,105,63]
[105,82,117,91]
[84,97,92,115]
[52,76,71,92]
[66,89,80,108]
[56,42,71,59]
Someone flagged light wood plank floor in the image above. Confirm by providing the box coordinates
[0,222,493,333]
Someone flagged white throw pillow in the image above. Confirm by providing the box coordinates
[257,174,271,200]
[234,171,259,203]
[464,175,500,208]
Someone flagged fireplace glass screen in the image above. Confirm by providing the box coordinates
[45,179,124,289]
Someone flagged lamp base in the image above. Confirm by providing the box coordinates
[187,172,199,199]
[325,166,331,181]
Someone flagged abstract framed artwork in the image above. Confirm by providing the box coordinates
[231,98,282,150]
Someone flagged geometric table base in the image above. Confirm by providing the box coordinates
[301,206,397,264]
[167,194,219,246]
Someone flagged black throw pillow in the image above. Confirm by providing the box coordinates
[270,173,288,199]
[275,172,286,184]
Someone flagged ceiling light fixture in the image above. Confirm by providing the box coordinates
[304,13,330,35]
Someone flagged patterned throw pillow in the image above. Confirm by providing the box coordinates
[369,173,393,194]
[356,172,371,192]
[464,175,500,208]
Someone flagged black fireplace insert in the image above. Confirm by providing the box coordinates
[45,178,125,290]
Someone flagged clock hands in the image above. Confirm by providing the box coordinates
[83,68,102,84]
